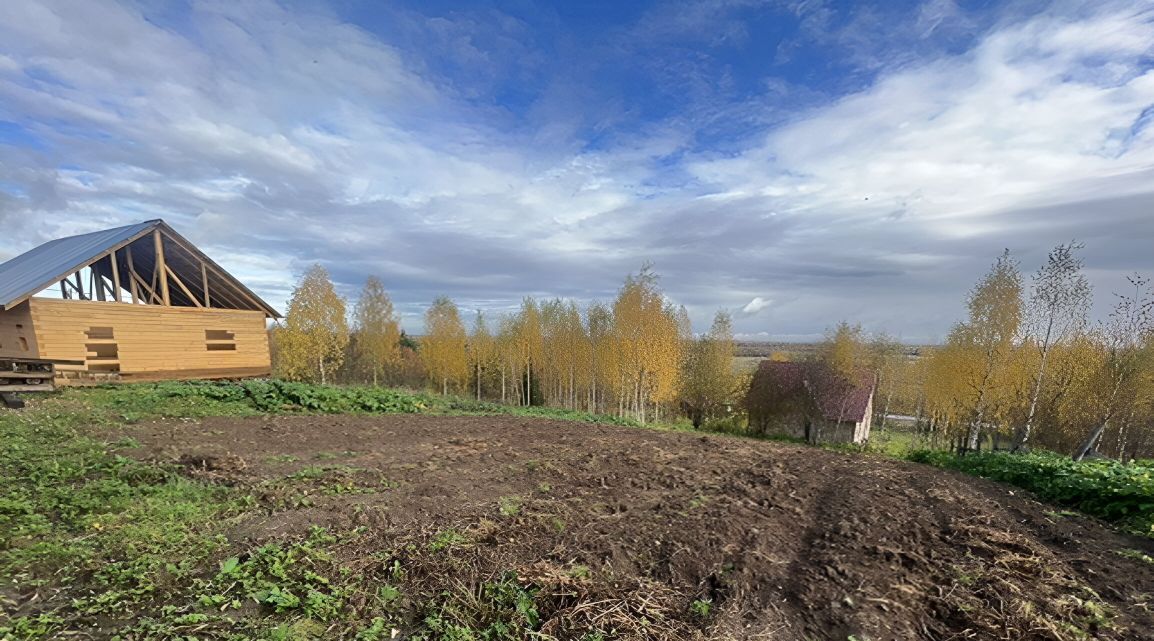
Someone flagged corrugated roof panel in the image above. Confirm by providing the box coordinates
[0,220,160,309]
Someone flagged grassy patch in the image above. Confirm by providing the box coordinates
[39,380,652,428]
[907,450,1154,537]
[498,496,523,517]
[866,428,923,456]
[429,529,469,552]
[0,396,246,635]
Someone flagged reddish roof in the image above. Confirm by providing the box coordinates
[754,360,876,423]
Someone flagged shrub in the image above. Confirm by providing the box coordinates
[114,379,434,415]
[907,449,1154,537]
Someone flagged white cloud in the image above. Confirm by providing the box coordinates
[742,296,773,315]
[690,5,1154,229]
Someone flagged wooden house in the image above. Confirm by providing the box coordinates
[0,220,280,381]
[746,360,876,444]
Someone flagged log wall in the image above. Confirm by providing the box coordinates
[0,302,40,359]
[26,297,270,378]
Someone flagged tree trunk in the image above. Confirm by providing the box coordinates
[1115,417,1128,462]
[1074,365,1125,461]
[879,386,894,433]
[1015,317,1056,452]
[638,372,646,424]
[1074,421,1108,462]
[618,376,624,418]
[967,394,987,451]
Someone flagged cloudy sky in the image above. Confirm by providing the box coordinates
[1,0,1152,341]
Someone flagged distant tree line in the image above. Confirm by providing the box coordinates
[271,265,742,425]
[271,242,1154,461]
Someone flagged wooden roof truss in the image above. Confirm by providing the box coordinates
[52,225,278,317]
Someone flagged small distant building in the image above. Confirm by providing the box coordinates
[0,220,280,381]
[746,360,876,444]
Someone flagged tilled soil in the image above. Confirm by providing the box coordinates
[124,414,1154,640]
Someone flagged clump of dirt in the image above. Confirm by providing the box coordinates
[123,414,1154,640]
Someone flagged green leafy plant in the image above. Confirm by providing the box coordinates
[197,528,346,620]
[498,496,523,517]
[429,529,469,552]
[907,450,1154,537]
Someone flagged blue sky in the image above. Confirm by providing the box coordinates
[1,0,1153,341]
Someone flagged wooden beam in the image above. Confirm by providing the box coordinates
[202,264,267,312]
[165,243,245,311]
[201,261,211,308]
[93,264,107,302]
[130,271,163,305]
[110,250,122,303]
[125,245,140,305]
[165,265,203,307]
[153,221,277,317]
[154,230,170,306]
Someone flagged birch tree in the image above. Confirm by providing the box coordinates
[680,310,738,428]
[352,276,401,386]
[277,264,348,384]
[1073,275,1154,461]
[1014,242,1092,451]
[867,333,904,432]
[586,302,615,414]
[957,250,1023,451]
[611,266,683,422]
[422,296,468,395]
[816,321,867,440]
[495,314,519,404]
[513,298,544,406]
[468,310,495,401]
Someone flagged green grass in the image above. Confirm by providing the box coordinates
[0,392,248,637]
[866,428,923,456]
[907,449,1154,538]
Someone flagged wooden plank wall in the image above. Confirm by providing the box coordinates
[0,303,40,359]
[27,298,270,376]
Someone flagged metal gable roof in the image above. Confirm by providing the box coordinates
[0,220,280,317]
[0,220,159,310]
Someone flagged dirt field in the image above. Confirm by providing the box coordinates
[121,414,1154,640]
